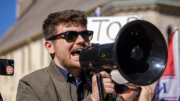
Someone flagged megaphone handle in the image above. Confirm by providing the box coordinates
[96,73,114,101]
[106,94,113,101]
[96,73,104,101]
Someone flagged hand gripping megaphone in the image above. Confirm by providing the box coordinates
[80,20,168,86]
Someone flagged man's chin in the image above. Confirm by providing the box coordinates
[71,62,82,69]
[74,64,82,69]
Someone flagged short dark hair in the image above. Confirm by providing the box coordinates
[42,10,87,40]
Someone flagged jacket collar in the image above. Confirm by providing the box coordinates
[46,60,66,82]
[46,60,91,100]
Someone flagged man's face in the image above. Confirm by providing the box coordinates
[52,24,89,70]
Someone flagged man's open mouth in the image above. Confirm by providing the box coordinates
[71,49,82,57]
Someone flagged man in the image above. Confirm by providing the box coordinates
[16,10,120,101]
[116,83,154,101]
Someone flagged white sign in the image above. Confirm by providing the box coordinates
[87,15,143,44]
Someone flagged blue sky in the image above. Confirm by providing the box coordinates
[0,0,16,38]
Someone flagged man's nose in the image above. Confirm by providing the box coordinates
[75,34,85,44]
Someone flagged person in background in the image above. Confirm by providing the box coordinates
[115,83,154,101]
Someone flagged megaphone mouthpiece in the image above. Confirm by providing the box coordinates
[131,45,143,60]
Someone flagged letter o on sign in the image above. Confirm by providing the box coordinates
[107,22,121,40]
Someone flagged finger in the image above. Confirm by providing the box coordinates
[145,86,154,100]
[145,86,154,97]
[103,83,115,88]
[104,88,115,95]
[141,86,154,99]
[100,71,111,78]
[136,85,141,88]
[113,65,117,68]
[101,64,116,69]
[140,86,148,91]
[144,86,153,94]
[92,74,97,82]
[102,78,113,83]
[139,86,149,94]
[145,86,152,92]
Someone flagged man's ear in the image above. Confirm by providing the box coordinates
[45,41,55,54]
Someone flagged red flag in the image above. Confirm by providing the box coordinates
[154,27,180,101]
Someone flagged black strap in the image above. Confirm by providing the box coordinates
[97,73,104,101]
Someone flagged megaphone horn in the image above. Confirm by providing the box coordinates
[80,20,168,86]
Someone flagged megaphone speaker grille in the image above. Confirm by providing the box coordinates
[114,20,168,85]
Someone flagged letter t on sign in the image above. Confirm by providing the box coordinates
[92,20,109,41]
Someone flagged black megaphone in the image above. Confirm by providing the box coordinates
[80,20,168,86]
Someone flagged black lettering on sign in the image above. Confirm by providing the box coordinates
[107,22,121,41]
[92,20,109,41]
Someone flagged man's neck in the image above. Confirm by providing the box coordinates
[53,59,82,78]
[68,68,82,78]
[54,61,82,78]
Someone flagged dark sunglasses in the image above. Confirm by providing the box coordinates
[115,84,138,93]
[47,30,94,42]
